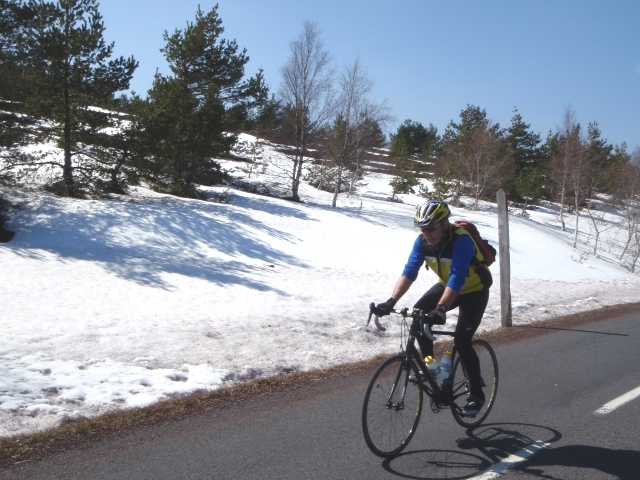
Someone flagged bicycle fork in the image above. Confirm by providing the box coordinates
[385,355,412,411]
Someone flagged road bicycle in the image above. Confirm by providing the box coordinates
[362,304,499,458]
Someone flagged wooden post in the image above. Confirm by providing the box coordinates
[497,189,512,327]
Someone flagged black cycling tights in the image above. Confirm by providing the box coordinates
[413,283,490,400]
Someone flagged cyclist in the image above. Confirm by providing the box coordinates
[372,200,492,416]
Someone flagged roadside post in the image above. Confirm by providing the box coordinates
[497,189,512,327]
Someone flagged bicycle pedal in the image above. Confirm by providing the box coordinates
[460,410,478,418]
[429,397,442,413]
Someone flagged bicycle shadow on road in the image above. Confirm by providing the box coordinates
[381,422,561,479]
[460,423,640,479]
[512,444,640,480]
[381,448,492,480]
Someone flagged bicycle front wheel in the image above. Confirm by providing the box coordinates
[362,355,423,457]
[450,339,498,428]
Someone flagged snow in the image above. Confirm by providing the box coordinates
[1,133,639,438]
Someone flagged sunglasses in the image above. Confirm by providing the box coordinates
[420,223,441,233]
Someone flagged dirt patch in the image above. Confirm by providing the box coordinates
[1,301,639,468]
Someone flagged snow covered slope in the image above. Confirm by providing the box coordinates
[1,135,638,437]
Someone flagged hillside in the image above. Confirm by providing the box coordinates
[1,133,639,438]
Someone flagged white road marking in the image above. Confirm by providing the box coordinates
[594,385,640,415]
[471,441,549,479]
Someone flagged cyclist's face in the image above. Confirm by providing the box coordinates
[421,222,445,245]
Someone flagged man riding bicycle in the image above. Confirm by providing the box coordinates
[371,200,492,416]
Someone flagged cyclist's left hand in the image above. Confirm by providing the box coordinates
[426,305,447,325]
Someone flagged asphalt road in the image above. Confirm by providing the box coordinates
[5,311,640,480]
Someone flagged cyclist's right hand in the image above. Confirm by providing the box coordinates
[425,306,447,325]
[371,298,397,317]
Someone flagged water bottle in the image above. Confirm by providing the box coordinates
[440,351,452,380]
[425,356,440,380]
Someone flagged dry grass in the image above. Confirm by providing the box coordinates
[2,301,639,468]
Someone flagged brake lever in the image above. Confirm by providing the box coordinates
[367,303,375,326]
[418,310,437,341]
[367,302,387,332]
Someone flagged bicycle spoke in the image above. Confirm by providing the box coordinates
[450,339,499,428]
[362,356,423,457]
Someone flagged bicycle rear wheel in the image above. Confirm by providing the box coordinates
[362,355,423,457]
[450,339,498,428]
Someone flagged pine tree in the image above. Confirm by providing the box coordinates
[84,94,148,194]
[389,136,418,200]
[234,137,265,178]
[584,122,613,197]
[0,0,40,150]
[393,119,440,169]
[143,4,262,196]
[505,107,543,203]
[22,0,137,196]
[161,5,248,102]
[514,167,544,216]
[360,117,386,148]
[505,108,542,172]
[140,76,230,197]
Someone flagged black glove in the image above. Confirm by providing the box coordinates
[371,298,397,317]
[425,305,447,325]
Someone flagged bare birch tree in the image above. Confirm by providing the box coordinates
[569,137,587,249]
[460,122,507,210]
[438,105,507,210]
[616,148,640,262]
[327,57,391,207]
[549,106,581,232]
[278,21,334,202]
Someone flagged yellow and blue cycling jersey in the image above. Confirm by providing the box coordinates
[401,225,492,294]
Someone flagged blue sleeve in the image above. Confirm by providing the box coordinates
[401,236,425,281]
[447,235,475,292]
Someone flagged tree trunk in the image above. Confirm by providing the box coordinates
[348,162,359,197]
[332,164,343,208]
[317,158,326,191]
[619,225,633,260]
[62,12,75,197]
[559,185,566,231]
[587,207,600,255]
[618,203,638,260]
[631,228,640,273]
[572,195,579,248]
[291,153,303,202]
[110,161,122,193]
[63,109,74,196]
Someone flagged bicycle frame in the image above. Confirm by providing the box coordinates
[369,306,465,412]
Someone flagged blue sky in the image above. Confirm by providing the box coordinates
[99,0,639,149]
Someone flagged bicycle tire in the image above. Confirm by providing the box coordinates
[450,339,498,428]
[362,355,423,457]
